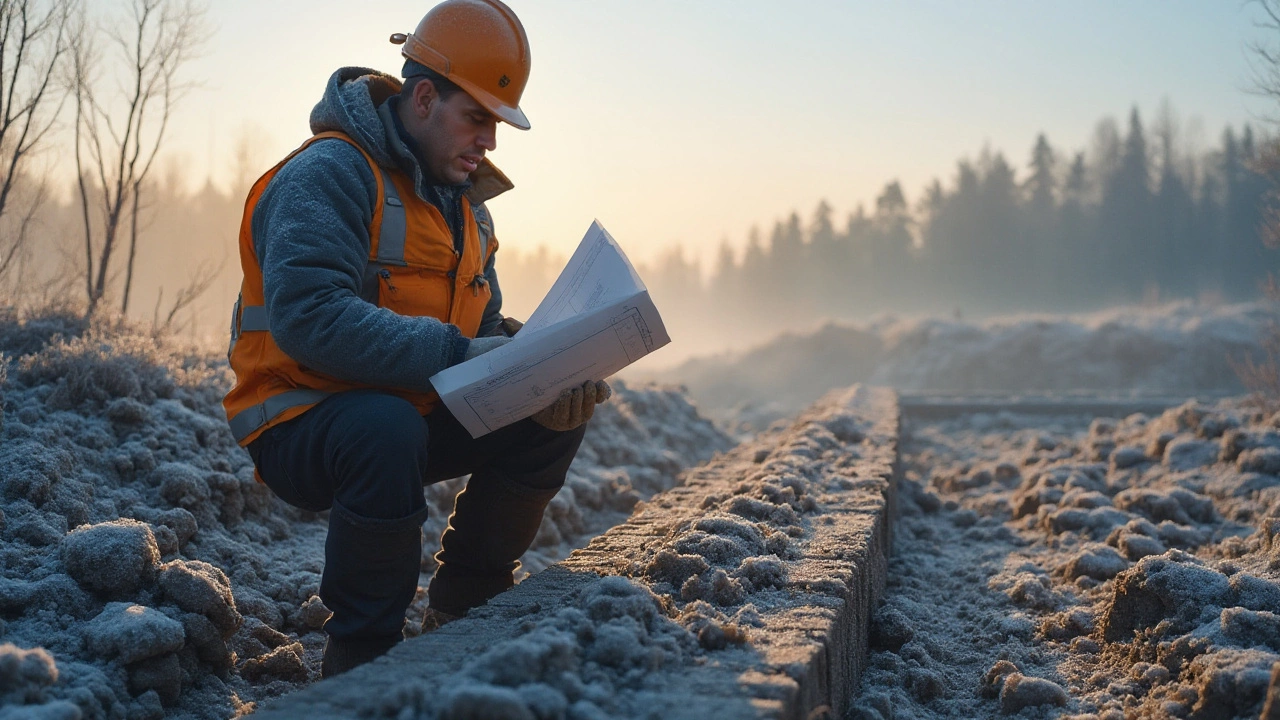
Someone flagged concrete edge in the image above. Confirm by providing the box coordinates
[255,385,900,719]
[900,395,1190,421]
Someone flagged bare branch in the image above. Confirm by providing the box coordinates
[0,0,74,300]
[70,0,208,315]
[0,0,71,229]
[152,256,224,335]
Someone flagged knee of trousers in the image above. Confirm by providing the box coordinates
[492,419,589,492]
[331,499,428,535]
[326,393,431,522]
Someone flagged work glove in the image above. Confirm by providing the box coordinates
[498,317,524,337]
[463,335,512,362]
[532,380,612,432]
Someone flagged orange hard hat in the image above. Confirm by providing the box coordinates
[390,0,532,130]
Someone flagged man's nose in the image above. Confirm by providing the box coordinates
[477,121,497,151]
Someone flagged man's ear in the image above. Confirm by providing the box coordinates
[412,78,438,117]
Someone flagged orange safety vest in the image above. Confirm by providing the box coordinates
[223,131,501,447]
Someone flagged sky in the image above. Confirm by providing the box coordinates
[152,0,1272,266]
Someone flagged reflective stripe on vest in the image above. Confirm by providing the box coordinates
[227,388,332,444]
[371,166,493,267]
[376,168,409,265]
[473,203,493,264]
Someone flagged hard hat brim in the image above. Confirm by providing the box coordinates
[451,74,530,130]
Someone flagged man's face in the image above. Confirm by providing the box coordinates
[409,81,499,186]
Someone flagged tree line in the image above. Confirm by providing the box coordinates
[634,105,1276,353]
[26,103,1274,355]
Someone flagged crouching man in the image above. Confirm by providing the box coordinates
[222,0,607,677]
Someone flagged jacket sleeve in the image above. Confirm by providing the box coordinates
[252,139,470,393]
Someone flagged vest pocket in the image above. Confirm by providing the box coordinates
[377,266,454,320]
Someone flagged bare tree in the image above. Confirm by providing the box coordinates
[0,0,73,297]
[1254,2,1280,122]
[71,0,207,315]
[150,255,222,336]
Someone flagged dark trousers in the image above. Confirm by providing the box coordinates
[247,390,586,642]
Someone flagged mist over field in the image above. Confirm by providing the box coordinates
[13,102,1275,373]
[640,302,1270,432]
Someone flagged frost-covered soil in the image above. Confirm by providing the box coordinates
[852,399,1280,719]
[649,301,1266,432]
[255,386,894,720]
[0,308,731,719]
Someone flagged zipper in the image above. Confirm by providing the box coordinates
[378,268,397,294]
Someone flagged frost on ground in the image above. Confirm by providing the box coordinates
[256,386,893,720]
[0,307,730,719]
[647,302,1265,432]
[851,399,1280,719]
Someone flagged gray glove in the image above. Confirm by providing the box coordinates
[463,335,513,362]
[532,380,612,432]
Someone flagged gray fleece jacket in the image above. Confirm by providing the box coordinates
[251,67,505,395]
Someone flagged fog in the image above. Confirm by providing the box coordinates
[6,101,1271,376]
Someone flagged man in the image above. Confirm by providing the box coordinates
[222,0,608,677]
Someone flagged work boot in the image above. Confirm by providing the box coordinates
[428,470,560,615]
[318,502,424,672]
[419,607,461,633]
[320,635,400,678]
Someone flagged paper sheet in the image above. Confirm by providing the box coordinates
[430,221,670,438]
[522,222,648,333]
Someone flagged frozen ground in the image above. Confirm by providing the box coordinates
[254,385,896,720]
[851,398,1280,719]
[7,299,1279,719]
[0,308,731,719]
[646,302,1267,432]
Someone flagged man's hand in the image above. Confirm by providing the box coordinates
[498,317,524,337]
[532,380,612,431]
[463,335,512,362]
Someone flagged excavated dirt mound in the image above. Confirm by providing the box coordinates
[0,308,731,719]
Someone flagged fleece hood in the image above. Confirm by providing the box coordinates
[309,67,402,171]
[307,67,512,204]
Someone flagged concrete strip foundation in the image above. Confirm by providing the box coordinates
[255,385,899,720]
[899,393,1195,421]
